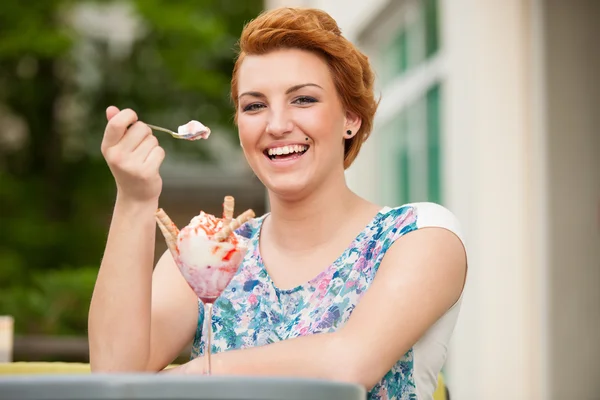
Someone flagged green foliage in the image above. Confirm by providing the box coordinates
[0,267,98,335]
[0,0,262,336]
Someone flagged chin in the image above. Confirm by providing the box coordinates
[246,150,333,201]
[263,175,314,201]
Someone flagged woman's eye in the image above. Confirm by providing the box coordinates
[242,103,266,112]
[293,96,317,105]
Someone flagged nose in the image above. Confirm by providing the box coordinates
[265,108,293,137]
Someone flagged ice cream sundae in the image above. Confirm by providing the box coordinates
[155,196,254,374]
[155,196,253,303]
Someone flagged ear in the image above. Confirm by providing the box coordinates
[344,111,362,138]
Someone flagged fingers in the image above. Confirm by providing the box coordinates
[133,134,159,162]
[144,145,166,171]
[106,106,120,121]
[101,108,138,152]
[119,121,152,153]
[100,107,165,201]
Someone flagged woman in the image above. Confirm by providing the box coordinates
[88,7,467,400]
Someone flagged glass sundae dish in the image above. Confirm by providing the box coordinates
[155,196,254,374]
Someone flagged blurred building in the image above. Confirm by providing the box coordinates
[266,0,600,399]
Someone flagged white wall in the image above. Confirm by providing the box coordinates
[543,1,600,399]
[441,1,546,399]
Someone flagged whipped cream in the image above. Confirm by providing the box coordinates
[175,211,246,302]
[177,120,211,140]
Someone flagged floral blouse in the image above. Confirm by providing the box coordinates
[191,204,457,399]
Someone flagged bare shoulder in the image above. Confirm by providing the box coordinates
[380,202,468,306]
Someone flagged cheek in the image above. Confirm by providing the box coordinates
[237,115,264,149]
[296,107,342,142]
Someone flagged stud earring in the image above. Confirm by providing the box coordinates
[346,130,352,137]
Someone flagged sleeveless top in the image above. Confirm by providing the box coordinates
[190,202,467,400]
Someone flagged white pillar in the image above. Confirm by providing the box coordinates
[442,0,545,399]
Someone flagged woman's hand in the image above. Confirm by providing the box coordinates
[101,106,165,202]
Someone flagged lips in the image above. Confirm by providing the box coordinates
[263,144,309,161]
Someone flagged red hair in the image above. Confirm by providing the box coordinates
[231,7,378,169]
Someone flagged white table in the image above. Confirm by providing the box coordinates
[0,374,366,400]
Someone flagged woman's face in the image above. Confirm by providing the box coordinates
[236,48,361,199]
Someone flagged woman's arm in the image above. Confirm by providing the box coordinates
[88,201,199,372]
[89,200,200,372]
[88,107,198,372]
[88,197,158,371]
[167,227,467,389]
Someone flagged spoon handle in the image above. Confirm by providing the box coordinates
[145,123,180,139]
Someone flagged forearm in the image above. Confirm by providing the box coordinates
[88,195,158,371]
[173,332,364,386]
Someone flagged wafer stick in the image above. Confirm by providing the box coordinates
[213,209,255,242]
[155,208,180,256]
[223,196,235,224]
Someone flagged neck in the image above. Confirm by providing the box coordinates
[265,173,366,252]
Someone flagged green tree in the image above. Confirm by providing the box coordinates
[0,0,262,336]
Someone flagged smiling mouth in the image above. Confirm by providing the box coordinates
[264,145,309,161]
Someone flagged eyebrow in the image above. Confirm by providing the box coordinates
[238,83,323,100]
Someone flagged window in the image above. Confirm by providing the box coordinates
[367,0,443,206]
[381,83,442,205]
[379,0,440,84]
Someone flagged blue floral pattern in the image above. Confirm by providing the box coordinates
[191,206,419,399]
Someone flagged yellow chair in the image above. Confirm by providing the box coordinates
[0,362,178,375]
[0,362,449,399]
[0,362,91,375]
[433,373,449,400]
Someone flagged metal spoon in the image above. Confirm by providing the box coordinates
[145,122,210,141]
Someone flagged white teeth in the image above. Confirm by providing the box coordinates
[267,145,308,156]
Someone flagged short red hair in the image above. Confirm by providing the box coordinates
[231,7,378,169]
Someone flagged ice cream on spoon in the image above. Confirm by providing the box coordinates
[145,119,211,141]
[176,120,211,140]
